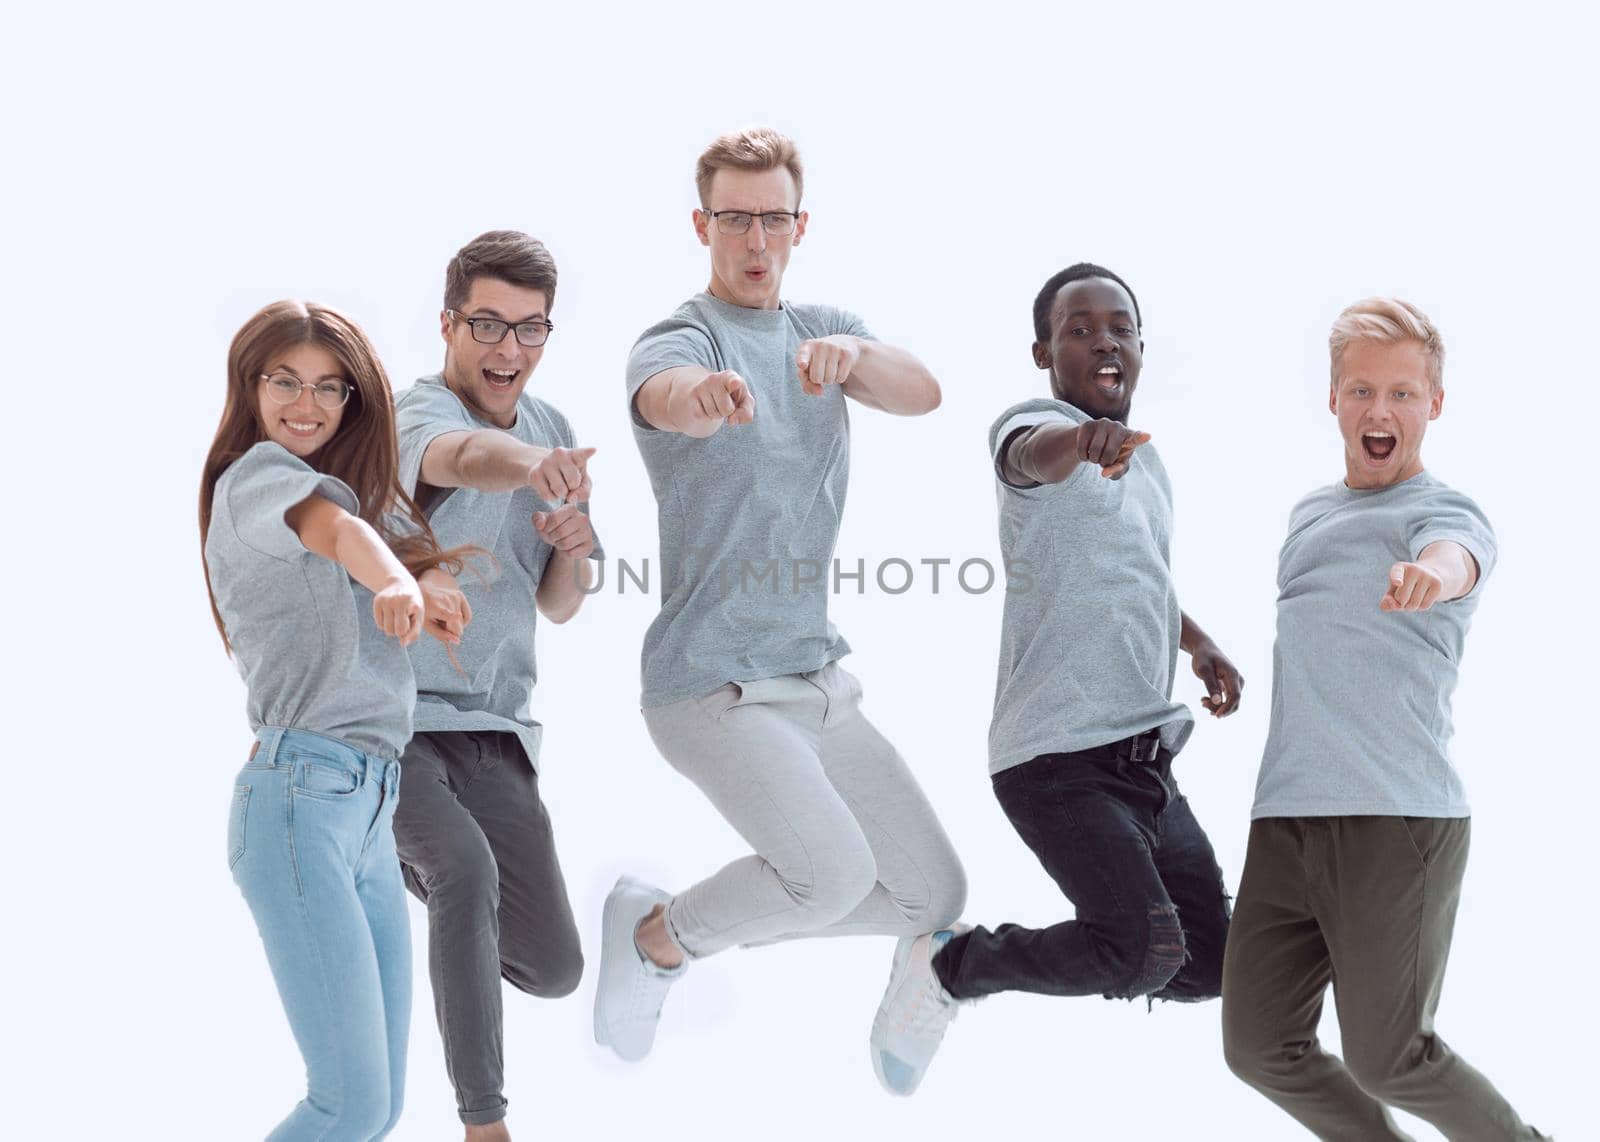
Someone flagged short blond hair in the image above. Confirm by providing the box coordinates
[695,126,804,208]
[1329,297,1445,392]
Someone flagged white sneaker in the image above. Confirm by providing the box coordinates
[594,875,685,1062]
[869,926,967,1096]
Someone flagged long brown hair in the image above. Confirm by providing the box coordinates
[200,299,473,650]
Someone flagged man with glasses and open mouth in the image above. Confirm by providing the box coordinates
[595,127,967,1065]
[392,230,601,1141]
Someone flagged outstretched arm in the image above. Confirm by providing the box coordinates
[284,494,424,646]
[998,419,1152,487]
[420,429,594,502]
[634,366,757,437]
[1180,610,1244,717]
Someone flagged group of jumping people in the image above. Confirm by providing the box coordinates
[200,126,1549,1141]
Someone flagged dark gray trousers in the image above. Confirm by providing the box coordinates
[393,731,581,1127]
[1222,816,1545,1141]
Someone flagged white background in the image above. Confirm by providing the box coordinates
[4,2,1595,1139]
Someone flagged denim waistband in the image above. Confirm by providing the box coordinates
[251,726,395,779]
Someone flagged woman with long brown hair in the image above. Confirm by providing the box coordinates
[201,299,472,1141]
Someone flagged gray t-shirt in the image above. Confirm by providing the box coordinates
[626,291,874,707]
[205,441,416,759]
[1252,471,1496,819]
[987,399,1193,775]
[396,374,601,769]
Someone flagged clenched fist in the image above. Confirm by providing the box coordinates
[691,370,756,426]
[373,574,425,646]
[1076,418,1152,480]
[526,446,596,504]
[1380,561,1446,612]
[796,336,861,395]
[533,504,596,560]
[419,567,472,647]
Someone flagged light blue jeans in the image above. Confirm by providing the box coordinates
[229,727,411,1141]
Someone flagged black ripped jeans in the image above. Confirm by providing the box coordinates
[934,737,1231,1003]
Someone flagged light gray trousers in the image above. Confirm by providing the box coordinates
[642,661,967,958]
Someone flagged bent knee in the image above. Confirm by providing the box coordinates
[505,942,584,999]
[1345,1038,1433,1103]
[905,854,968,932]
[1110,904,1187,999]
[413,833,499,903]
[779,841,879,929]
[322,1088,394,1142]
[1222,1021,1275,1087]
[371,1096,405,1141]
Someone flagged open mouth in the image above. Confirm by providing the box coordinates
[1361,430,1397,462]
[1093,364,1123,393]
[281,418,323,437]
[483,368,518,392]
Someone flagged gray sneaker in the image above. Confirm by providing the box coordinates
[869,926,967,1096]
[594,875,686,1062]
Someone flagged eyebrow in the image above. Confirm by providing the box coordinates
[1061,309,1135,321]
[268,364,346,382]
[468,308,547,323]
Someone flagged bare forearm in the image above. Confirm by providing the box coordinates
[1417,541,1478,601]
[842,340,940,414]
[444,431,550,492]
[332,515,411,595]
[1179,610,1213,654]
[536,553,594,623]
[1004,423,1084,486]
[637,368,723,437]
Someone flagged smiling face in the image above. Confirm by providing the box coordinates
[695,166,806,311]
[1330,339,1443,489]
[255,341,349,458]
[441,276,549,429]
[1032,276,1144,422]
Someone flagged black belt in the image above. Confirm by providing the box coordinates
[1111,729,1163,764]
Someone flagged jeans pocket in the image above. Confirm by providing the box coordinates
[294,759,362,800]
[227,785,251,869]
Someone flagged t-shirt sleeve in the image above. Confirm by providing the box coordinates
[625,316,719,431]
[224,443,359,562]
[1408,489,1497,599]
[988,405,1077,489]
[826,306,875,342]
[396,382,476,496]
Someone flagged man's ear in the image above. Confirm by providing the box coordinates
[1032,341,1050,370]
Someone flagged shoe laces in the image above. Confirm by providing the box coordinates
[890,973,958,1038]
[627,958,676,1023]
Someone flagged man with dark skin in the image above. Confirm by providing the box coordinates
[870,263,1243,1096]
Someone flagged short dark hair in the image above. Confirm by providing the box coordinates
[1032,262,1142,343]
[444,230,558,313]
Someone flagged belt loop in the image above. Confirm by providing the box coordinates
[259,726,287,769]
